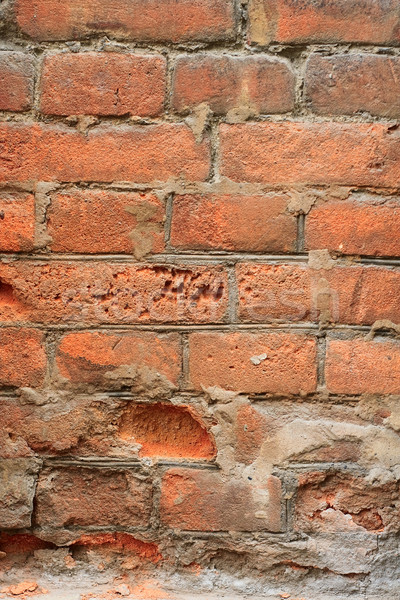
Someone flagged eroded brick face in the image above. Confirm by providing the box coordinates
[1,1,399,596]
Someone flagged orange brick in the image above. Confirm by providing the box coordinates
[326,338,400,395]
[47,189,165,255]
[16,0,235,42]
[248,0,400,45]
[35,467,153,528]
[220,122,400,187]
[188,332,317,395]
[0,123,210,184]
[0,51,34,111]
[237,263,312,323]
[172,54,294,114]
[0,192,35,252]
[305,53,400,118]
[0,262,228,324]
[40,52,166,117]
[306,197,400,257]
[170,194,297,252]
[160,468,282,531]
[0,328,46,388]
[57,331,181,387]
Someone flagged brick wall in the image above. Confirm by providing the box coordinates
[1,0,400,597]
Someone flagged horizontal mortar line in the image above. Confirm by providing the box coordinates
[2,253,400,268]
[43,457,219,470]
[0,322,374,332]
[282,461,367,473]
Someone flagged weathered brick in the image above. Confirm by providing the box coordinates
[188,332,317,395]
[0,328,46,388]
[119,403,216,459]
[238,263,400,326]
[220,122,400,186]
[0,262,228,324]
[56,331,181,389]
[172,54,294,115]
[16,0,235,42]
[0,192,35,252]
[170,194,297,252]
[326,338,400,395]
[0,123,210,184]
[0,51,34,112]
[35,467,153,528]
[56,331,181,393]
[295,470,400,533]
[69,533,162,563]
[40,53,166,117]
[1,394,214,459]
[160,468,282,531]
[237,263,312,323]
[47,189,165,256]
[248,0,400,46]
[0,459,40,528]
[305,53,400,118]
[306,196,400,257]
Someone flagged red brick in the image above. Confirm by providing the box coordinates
[35,467,152,528]
[237,263,312,323]
[235,404,270,465]
[0,52,34,112]
[188,332,317,395]
[170,193,297,252]
[56,331,181,388]
[0,123,210,184]
[306,196,400,257]
[0,262,228,324]
[16,0,234,42]
[0,192,35,252]
[305,54,400,118]
[70,533,162,563]
[40,52,166,117]
[326,338,400,395]
[1,394,214,459]
[47,189,165,256]
[248,0,400,45]
[172,55,294,115]
[160,468,282,531]
[0,328,46,388]
[238,263,400,326]
[220,122,400,187]
[119,403,216,459]
[295,470,400,533]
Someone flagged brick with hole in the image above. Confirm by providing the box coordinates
[172,55,295,115]
[119,403,216,459]
[305,195,400,257]
[0,192,35,252]
[0,262,228,324]
[326,338,400,395]
[0,123,210,184]
[40,53,166,117]
[248,0,400,46]
[47,189,165,257]
[295,470,400,533]
[0,52,34,112]
[16,0,235,42]
[305,54,400,118]
[160,468,282,531]
[35,467,153,528]
[170,194,297,252]
[0,328,46,388]
[69,533,162,564]
[220,122,400,187]
[188,332,317,395]
[56,331,181,391]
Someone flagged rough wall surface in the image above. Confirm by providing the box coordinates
[0,1,400,598]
